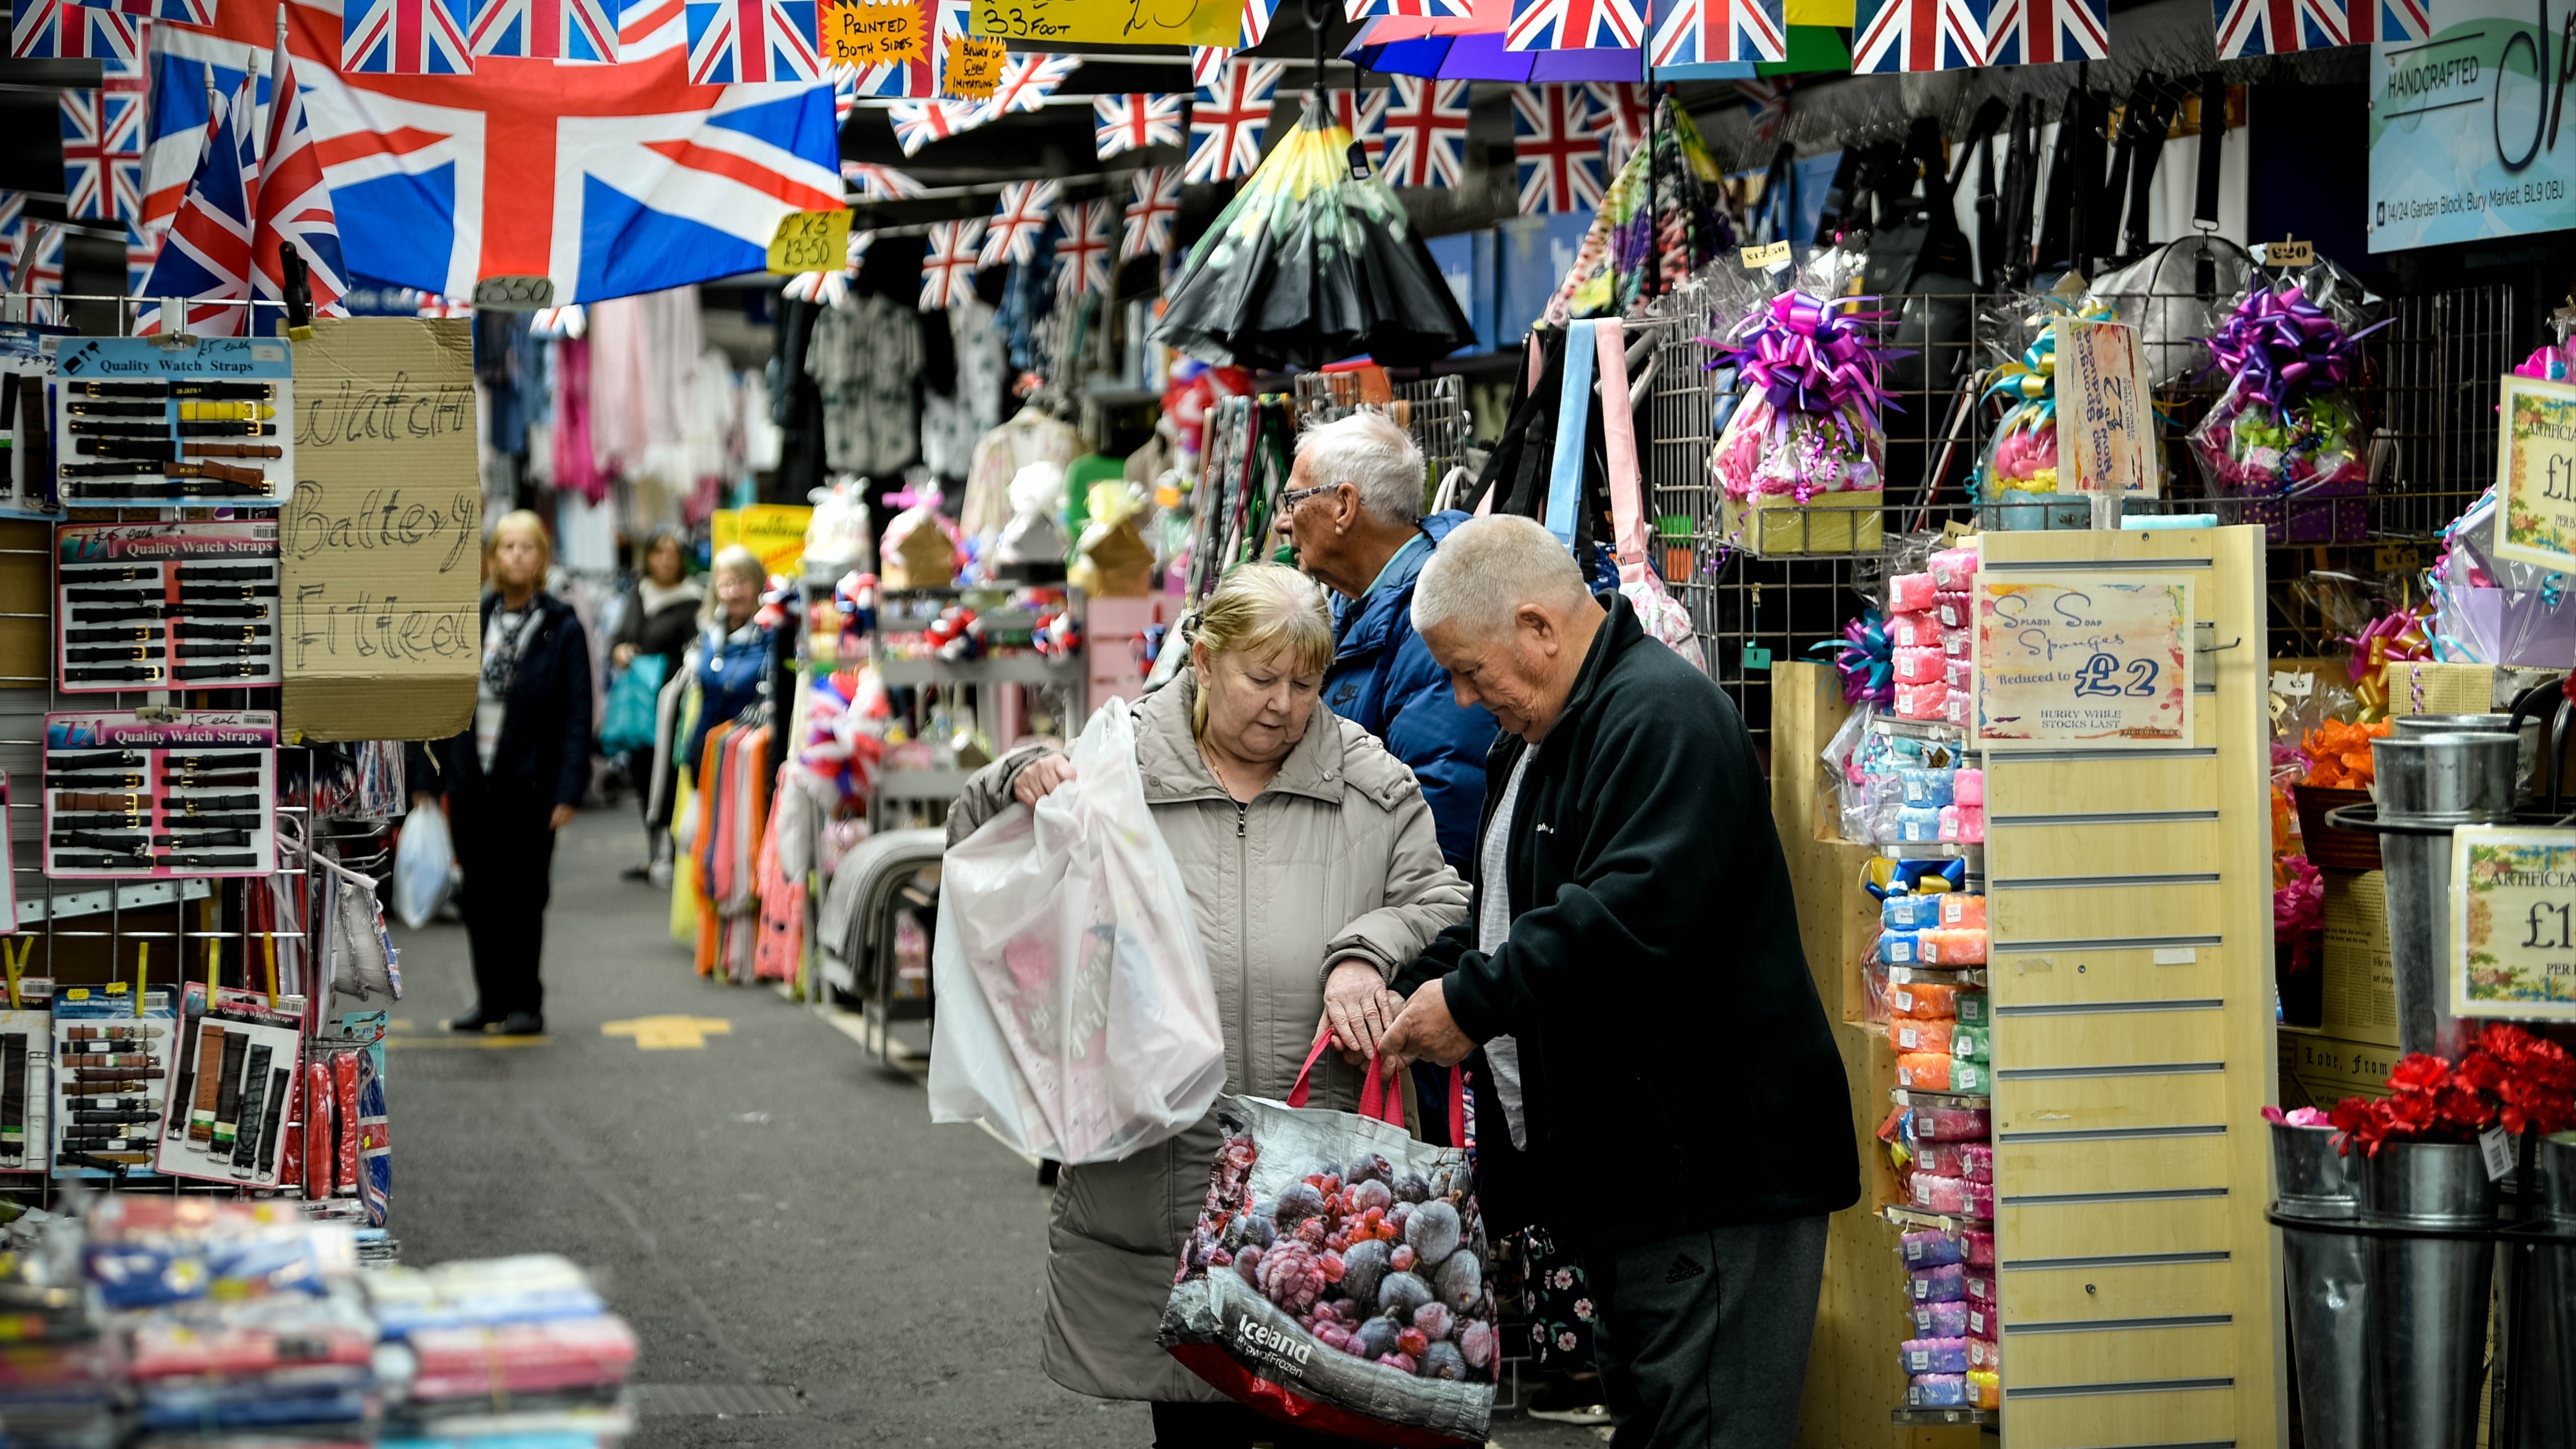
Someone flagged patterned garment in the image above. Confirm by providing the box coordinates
[806,294,924,476]
[1518,1224,1598,1372]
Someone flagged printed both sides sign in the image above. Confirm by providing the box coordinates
[2370,0,2576,252]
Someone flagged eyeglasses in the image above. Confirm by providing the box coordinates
[1279,482,1335,515]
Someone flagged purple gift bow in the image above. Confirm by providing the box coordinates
[2200,282,2392,414]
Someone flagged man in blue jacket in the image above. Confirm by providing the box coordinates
[1274,411,1496,873]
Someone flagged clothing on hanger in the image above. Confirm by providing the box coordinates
[961,405,1081,541]
[807,296,925,478]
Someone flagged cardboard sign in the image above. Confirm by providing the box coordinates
[2450,826,2576,1021]
[767,210,852,274]
[711,504,816,577]
[1971,572,2193,747]
[825,0,923,63]
[2053,317,2157,496]
[2494,374,2576,571]
[2262,238,2315,267]
[942,34,1005,97]
[279,319,481,743]
[969,0,1237,44]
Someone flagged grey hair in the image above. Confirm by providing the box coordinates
[1412,515,1591,639]
[1296,411,1426,526]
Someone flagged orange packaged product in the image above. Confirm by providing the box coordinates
[1892,983,1959,1020]
[1921,927,1988,965]
[1897,1052,1956,1089]
[1938,894,1985,928]
[1892,1019,1956,1056]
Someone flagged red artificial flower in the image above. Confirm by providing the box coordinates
[2389,1054,2451,1093]
[2452,1049,2508,1096]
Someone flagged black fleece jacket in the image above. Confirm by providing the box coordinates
[1395,594,1858,1251]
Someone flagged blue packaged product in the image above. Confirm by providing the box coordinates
[1901,767,1955,807]
[1901,1230,1962,1267]
[1881,930,1922,965]
[1882,894,1938,928]
[1908,1374,1969,1406]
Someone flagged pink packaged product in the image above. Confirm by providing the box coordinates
[1966,1303,1998,1341]
[1916,1143,1971,1178]
[1915,1105,1991,1140]
[1929,546,1979,591]
[1942,627,1974,658]
[1913,1173,1994,1216]
[1964,1273,1997,1310]
[1911,1263,1965,1302]
[1960,1143,1995,1183]
[1939,805,1986,844]
[1889,611,1942,649]
[1945,689,1970,728]
[1890,572,1938,612]
[1893,645,1945,683]
[1945,656,1973,691]
[1896,680,1949,720]
[1952,768,1985,807]
[1968,1337,2002,1374]
[1912,1301,1968,1338]
[1962,1229,1996,1266]
[1939,893,1986,927]
[1901,1337,1969,1375]
[1934,592,1973,630]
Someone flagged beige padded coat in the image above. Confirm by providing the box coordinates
[945,669,1470,1403]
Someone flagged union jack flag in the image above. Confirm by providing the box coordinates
[979,178,1058,269]
[1343,0,1473,15]
[12,0,147,71]
[1190,43,1231,87]
[1306,88,1387,158]
[974,51,1078,122]
[920,216,982,309]
[841,160,925,197]
[1378,75,1469,188]
[12,221,63,309]
[1984,0,2102,62]
[59,78,146,222]
[343,0,476,73]
[1093,92,1186,159]
[1506,0,1642,50]
[1187,59,1281,182]
[1120,165,1180,260]
[1236,0,1277,45]
[469,0,621,60]
[138,73,256,336]
[2213,0,2415,54]
[850,0,966,97]
[684,0,822,81]
[1583,80,1650,165]
[124,219,161,293]
[0,193,22,287]
[68,0,211,21]
[1648,0,1783,63]
[889,98,975,154]
[252,35,348,320]
[1852,0,1987,69]
[1053,196,1112,296]
[1511,84,1602,215]
[781,264,848,305]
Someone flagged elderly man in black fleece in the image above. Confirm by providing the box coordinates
[1377,513,1858,1449]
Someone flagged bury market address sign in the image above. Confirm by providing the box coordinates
[2371,0,2576,251]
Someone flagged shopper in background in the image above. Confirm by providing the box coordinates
[1378,515,1857,1449]
[410,510,595,1038]
[1273,411,1495,872]
[609,529,703,882]
[944,563,1467,1449]
[681,545,773,782]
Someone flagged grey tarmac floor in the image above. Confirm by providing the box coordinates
[385,807,1606,1449]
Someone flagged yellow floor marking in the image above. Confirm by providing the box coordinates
[602,1015,733,1050]
[386,1034,552,1049]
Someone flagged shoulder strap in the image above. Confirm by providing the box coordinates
[1594,320,1653,587]
[1544,320,1594,547]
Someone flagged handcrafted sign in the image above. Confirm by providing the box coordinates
[1972,573,2194,747]
[712,504,816,577]
[2370,0,2576,252]
[767,210,853,274]
[942,34,1005,97]
[969,0,1238,44]
[2451,826,2576,1020]
[2053,317,2156,496]
[2495,374,2576,569]
[825,0,923,63]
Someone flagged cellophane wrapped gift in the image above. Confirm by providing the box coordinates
[2188,262,2385,543]
[1974,292,2116,530]
[1709,255,1894,506]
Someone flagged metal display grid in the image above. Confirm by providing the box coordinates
[1289,371,1474,506]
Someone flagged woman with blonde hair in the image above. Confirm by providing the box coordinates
[945,562,1468,1448]
[408,509,594,1037]
[680,544,776,779]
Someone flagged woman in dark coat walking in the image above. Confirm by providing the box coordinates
[610,529,702,879]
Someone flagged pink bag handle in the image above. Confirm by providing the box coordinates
[1287,1026,1469,1144]
[1593,319,1654,588]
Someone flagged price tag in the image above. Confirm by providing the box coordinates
[767,210,853,275]
[1971,571,2194,748]
[2270,670,2315,699]
[2054,317,2157,497]
[2495,375,2576,571]
[823,0,922,65]
[2263,238,2316,267]
[2446,824,2576,1023]
[1739,240,1791,270]
[942,34,1005,98]
[2375,543,2424,572]
[1742,643,1773,671]
[470,275,555,311]
[970,0,1238,43]
[2481,1125,2515,1181]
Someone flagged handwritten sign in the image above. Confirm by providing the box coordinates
[711,504,816,577]
[2053,317,2157,497]
[942,34,1005,97]
[2262,238,2316,267]
[280,318,481,743]
[1739,240,1791,270]
[767,210,852,274]
[970,0,1238,45]
[2494,374,2576,570]
[825,0,922,63]
[1972,572,2193,747]
[2451,826,2576,1021]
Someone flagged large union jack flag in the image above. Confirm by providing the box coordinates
[978,178,1058,269]
[1648,0,1783,64]
[1093,92,1185,159]
[60,78,147,222]
[469,0,620,60]
[1852,0,1986,71]
[344,0,476,73]
[684,0,821,81]
[1506,0,1642,50]
[1120,165,1179,261]
[1510,83,1602,215]
[12,0,148,70]
[138,73,256,335]
[1053,196,1112,296]
[919,216,981,309]
[1186,58,1281,182]
[1377,74,1468,188]
[1984,0,2103,63]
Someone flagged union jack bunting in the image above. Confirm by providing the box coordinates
[1852,0,1987,70]
[12,0,147,71]
[1236,0,1277,46]
[124,220,160,293]
[1187,59,1282,183]
[252,36,349,320]
[840,160,925,198]
[1305,88,1387,159]
[344,0,476,73]
[0,193,21,287]
[919,216,983,309]
[469,0,621,59]
[975,52,1079,121]
[138,74,256,336]
[888,98,974,154]
[850,0,967,97]
[1053,196,1113,296]
[19,223,64,320]
[1583,80,1651,165]
[829,60,856,120]
[1510,83,1603,215]
[1093,92,1186,159]
[1983,0,2103,63]
[1190,44,1231,87]
[978,178,1059,269]
[1120,165,1180,261]
[59,78,146,221]
[1377,75,1470,188]
[1343,0,1473,16]
[70,0,210,22]
[1506,0,1643,51]
[684,0,822,82]
[1647,0,1783,64]
[2213,0,2418,55]
[781,265,848,305]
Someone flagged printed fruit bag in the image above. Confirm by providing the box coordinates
[1160,1041,1496,1448]
[928,701,1226,1164]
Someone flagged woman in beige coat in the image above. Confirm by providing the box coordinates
[946,563,1469,1447]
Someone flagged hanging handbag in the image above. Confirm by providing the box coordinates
[599,653,669,756]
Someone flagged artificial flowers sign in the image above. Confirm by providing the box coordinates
[1971,573,2193,747]
[2053,317,2156,497]
[2450,825,2576,1020]
[2494,374,2576,571]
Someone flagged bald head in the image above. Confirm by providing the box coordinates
[1412,515,1603,742]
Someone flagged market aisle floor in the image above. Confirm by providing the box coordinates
[387,808,1605,1449]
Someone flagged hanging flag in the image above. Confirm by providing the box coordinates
[1983,0,2102,63]
[469,0,621,60]
[0,193,22,287]
[59,77,147,222]
[1344,0,1473,15]
[252,30,348,320]
[1304,88,1387,159]
[1120,164,1180,260]
[2211,0,2412,54]
[829,60,857,120]
[1053,195,1112,296]
[1093,92,1185,159]
[124,219,161,293]
[141,21,263,235]
[1186,58,1281,182]
[137,73,257,336]
[1377,74,1469,188]
[684,0,823,81]
[21,225,65,313]
[618,0,687,56]
[68,0,212,23]
[888,97,973,153]
[979,178,1059,268]
[974,51,1078,121]
[840,159,924,196]
[1583,79,1650,165]
[1510,83,1602,214]
[851,0,965,97]
[1505,0,1643,50]
[12,0,147,70]
[1648,0,1784,63]
[1189,43,1231,87]
[1236,0,1276,45]
[920,215,982,308]
[343,0,476,72]
[1852,0,1986,70]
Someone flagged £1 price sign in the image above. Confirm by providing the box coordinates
[1972,572,2194,748]
[2451,826,2576,1021]
[2495,374,2576,571]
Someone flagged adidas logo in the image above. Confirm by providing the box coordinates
[1664,1253,1706,1284]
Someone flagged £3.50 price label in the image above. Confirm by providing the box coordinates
[767,210,852,275]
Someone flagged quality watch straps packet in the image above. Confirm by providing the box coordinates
[40,713,278,878]
[51,985,176,1180]
[55,523,281,693]
[49,339,294,508]
[157,990,305,1188]
[0,977,54,1177]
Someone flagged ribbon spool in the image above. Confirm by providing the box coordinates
[2345,609,2430,719]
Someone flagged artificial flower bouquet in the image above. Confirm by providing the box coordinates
[2329,1023,2576,1156]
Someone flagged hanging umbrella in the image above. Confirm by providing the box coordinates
[1543,95,1733,324]
[1153,93,1474,369]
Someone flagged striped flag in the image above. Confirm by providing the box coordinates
[1093,92,1185,158]
[252,32,349,320]
[342,0,477,73]
[1120,165,1180,261]
[138,73,257,335]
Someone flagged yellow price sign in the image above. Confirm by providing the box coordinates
[825,0,924,63]
[767,210,851,275]
[1738,241,1791,269]
[942,34,1006,98]
[711,504,816,577]
[969,0,1237,45]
